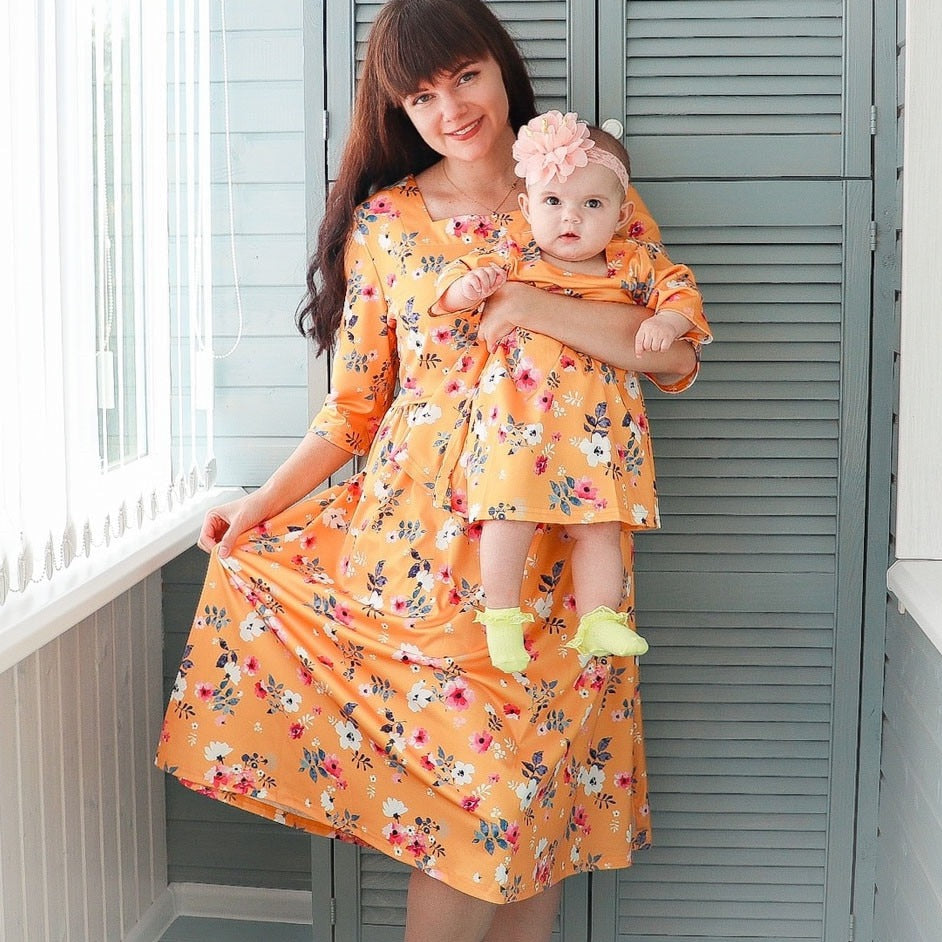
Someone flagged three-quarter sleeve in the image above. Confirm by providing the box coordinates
[308,240,399,456]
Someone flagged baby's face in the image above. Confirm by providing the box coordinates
[519,161,629,267]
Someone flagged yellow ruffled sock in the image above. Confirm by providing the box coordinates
[473,607,534,673]
[566,605,649,658]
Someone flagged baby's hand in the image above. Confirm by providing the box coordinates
[456,264,507,306]
[635,310,691,355]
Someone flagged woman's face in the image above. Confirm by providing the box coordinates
[400,56,511,165]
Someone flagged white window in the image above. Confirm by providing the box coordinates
[0,0,213,609]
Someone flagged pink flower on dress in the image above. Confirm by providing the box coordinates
[369,196,393,214]
[288,722,305,740]
[574,477,598,501]
[469,731,493,753]
[466,522,483,542]
[405,832,429,857]
[626,219,646,239]
[457,355,476,373]
[536,391,554,412]
[332,604,353,626]
[410,727,430,747]
[534,455,549,475]
[420,754,436,771]
[243,655,260,675]
[450,489,468,515]
[195,682,214,702]
[503,703,522,718]
[444,378,464,396]
[563,594,577,612]
[432,326,453,344]
[559,355,576,371]
[614,771,636,790]
[443,678,475,711]
[390,596,410,615]
[361,284,378,301]
[572,805,591,834]
[323,755,344,780]
[512,361,541,393]
[297,667,313,686]
[461,795,482,811]
[254,681,268,700]
[383,822,407,845]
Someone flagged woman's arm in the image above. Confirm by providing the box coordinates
[199,435,352,556]
[479,281,697,379]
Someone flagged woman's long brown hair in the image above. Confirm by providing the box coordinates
[297,0,537,354]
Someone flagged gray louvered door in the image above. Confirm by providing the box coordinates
[319,2,878,940]
[590,2,873,941]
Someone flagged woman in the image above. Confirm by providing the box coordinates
[157,2,700,940]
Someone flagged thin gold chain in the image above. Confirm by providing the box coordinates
[440,162,518,215]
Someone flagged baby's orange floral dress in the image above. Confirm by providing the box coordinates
[409,240,711,526]
[156,177,701,904]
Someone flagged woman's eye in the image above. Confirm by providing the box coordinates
[411,93,431,106]
[458,70,478,85]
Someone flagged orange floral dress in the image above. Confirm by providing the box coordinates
[409,240,710,526]
[156,177,701,904]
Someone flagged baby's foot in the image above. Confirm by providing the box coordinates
[566,606,648,657]
[474,607,534,672]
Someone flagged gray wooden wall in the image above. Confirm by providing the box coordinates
[873,603,942,942]
[0,575,167,941]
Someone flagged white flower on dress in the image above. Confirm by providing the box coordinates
[224,661,242,685]
[336,720,362,751]
[435,518,462,550]
[514,778,539,810]
[631,504,650,526]
[383,797,408,818]
[320,791,334,813]
[532,594,554,620]
[407,402,442,426]
[625,374,641,400]
[521,423,544,446]
[405,329,426,354]
[495,862,509,886]
[578,433,611,467]
[452,761,475,786]
[407,680,436,713]
[578,764,605,795]
[239,613,265,642]
[480,361,508,393]
[204,741,232,762]
[170,672,187,701]
[280,689,302,714]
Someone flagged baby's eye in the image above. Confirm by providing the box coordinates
[585,198,602,209]
[544,196,561,206]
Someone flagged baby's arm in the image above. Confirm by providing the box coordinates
[432,264,508,316]
[635,309,694,355]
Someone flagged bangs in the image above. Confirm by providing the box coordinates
[373,5,494,101]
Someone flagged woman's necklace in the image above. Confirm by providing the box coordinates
[441,162,518,215]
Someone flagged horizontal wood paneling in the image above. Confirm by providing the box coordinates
[874,603,942,942]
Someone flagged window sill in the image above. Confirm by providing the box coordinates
[0,487,243,675]
[887,559,942,657]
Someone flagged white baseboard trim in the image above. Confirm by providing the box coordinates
[122,888,177,942]
[171,882,315,925]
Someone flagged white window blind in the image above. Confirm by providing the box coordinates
[0,0,214,609]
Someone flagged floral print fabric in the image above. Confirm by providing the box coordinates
[410,240,709,525]
[156,178,696,904]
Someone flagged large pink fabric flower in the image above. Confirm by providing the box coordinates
[512,111,593,187]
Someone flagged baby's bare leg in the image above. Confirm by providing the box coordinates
[566,521,624,614]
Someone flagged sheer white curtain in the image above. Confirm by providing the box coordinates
[0,0,214,609]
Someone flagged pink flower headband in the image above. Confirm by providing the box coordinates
[512,111,630,194]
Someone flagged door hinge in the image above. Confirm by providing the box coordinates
[870,105,877,135]
[323,109,330,141]
[330,896,336,925]
[869,220,877,252]
[849,912,855,941]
